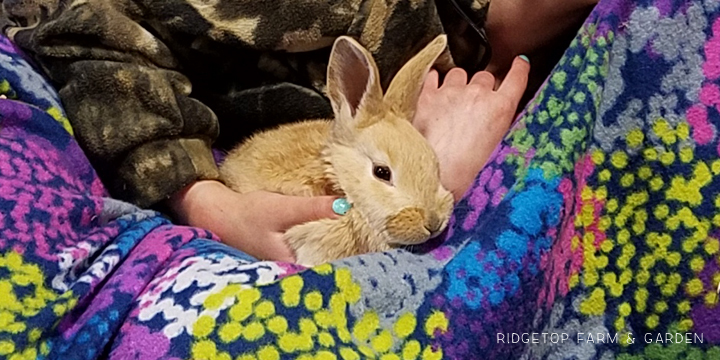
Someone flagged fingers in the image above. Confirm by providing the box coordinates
[468,71,495,89]
[497,55,530,104]
[422,69,439,93]
[414,70,440,128]
[442,67,468,87]
[276,194,340,230]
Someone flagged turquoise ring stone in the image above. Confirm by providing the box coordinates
[332,198,352,215]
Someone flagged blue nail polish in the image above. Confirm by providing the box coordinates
[519,55,530,63]
[332,198,352,215]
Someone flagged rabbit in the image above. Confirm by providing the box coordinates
[219,34,455,267]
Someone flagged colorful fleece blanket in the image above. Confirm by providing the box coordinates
[1,0,720,359]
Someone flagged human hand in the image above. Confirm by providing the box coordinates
[413,55,530,202]
[168,180,339,263]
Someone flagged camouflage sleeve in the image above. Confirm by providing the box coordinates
[1,0,460,209]
[347,0,451,89]
[4,0,221,209]
[152,0,450,88]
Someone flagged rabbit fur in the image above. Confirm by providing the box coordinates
[219,35,454,267]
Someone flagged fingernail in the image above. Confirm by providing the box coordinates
[332,198,352,215]
[519,55,530,63]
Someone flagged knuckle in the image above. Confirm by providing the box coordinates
[467,84,484,96]
[418,91,434,102]
[311,199,325,220]
[497,98,515,114]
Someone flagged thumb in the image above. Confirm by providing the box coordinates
[276,194,340,230]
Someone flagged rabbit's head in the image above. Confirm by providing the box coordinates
[322,35,454,247]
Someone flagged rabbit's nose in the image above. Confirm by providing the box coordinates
[425,213,442,234]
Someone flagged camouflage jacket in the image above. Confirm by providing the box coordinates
[1,0,489,208]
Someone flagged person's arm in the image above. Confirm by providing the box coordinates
[5,1,220,209]
[3,0,354,262]
[4,0,437,208]
[169,181,340,262]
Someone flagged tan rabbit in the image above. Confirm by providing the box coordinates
[219,34,454,267]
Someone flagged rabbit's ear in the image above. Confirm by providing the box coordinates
[384,35,448,120]
[326,36,384,131]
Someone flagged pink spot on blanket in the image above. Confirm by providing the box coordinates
[687,105,714,145]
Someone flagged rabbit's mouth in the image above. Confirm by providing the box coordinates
[384,207,446,245]
[385,226,446,247]
[429,218,450,239]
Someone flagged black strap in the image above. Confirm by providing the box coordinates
[447,0,493,70]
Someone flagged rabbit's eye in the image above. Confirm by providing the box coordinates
[373,165,392,182]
